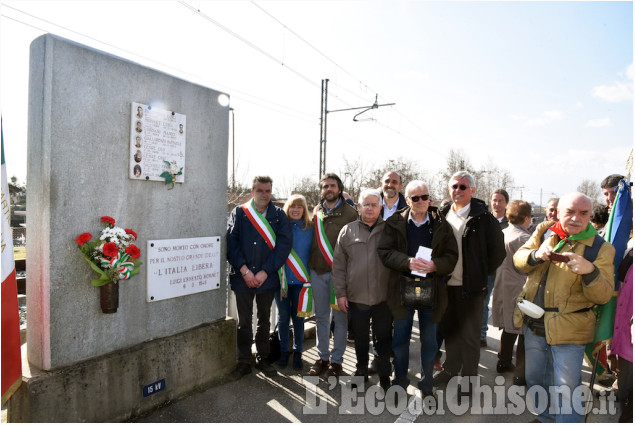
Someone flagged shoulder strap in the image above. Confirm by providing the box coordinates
[582,234,604,263]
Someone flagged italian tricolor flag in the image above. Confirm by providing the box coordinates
[1,119,22,403]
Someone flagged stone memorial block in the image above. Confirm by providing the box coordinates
[12,34,233,422]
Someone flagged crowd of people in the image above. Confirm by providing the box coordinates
[225,171,632,423]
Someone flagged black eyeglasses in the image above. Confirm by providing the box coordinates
[451,184,468,191]
[410,194,430,202]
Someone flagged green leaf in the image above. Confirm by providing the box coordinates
[159,171,173,184]
[163,160,171,167]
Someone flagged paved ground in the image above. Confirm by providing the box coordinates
[131,318,621,423]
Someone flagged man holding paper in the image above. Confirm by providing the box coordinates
[378,180,458,395]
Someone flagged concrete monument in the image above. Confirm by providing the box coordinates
[8,34,234,422]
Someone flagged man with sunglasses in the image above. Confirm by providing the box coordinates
[378,180,458,397]
[434,171,505,393]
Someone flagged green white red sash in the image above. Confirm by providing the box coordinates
[314,210,340,311]
[243,199,276,249]
[281,249,310,296]
[242,199,283,285]
[283,246,313,316]
[297,283,313,317]
[243,199,315,315]
[314,211,334,266]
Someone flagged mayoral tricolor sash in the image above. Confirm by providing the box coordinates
[314,210,340,311]
[243,200,314,315]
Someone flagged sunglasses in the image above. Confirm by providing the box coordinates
[451,184,469,191]
[410,194,430,202]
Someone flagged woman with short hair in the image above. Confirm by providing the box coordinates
[491,200,533,385]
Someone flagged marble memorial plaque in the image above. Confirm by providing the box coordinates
[130,102,186,182]
[146,237,221,302]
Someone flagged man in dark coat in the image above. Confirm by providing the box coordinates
[434,171,505,392]
[378,180,458,396]
[227,176,292,379]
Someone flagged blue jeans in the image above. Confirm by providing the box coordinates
[393,307,437,392]
[524,324,586,423]
[481,274,495,340]
[274,285,305,353]
[310,270,347,364]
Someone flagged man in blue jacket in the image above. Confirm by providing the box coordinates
[227,176,292,379]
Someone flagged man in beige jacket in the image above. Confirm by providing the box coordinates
[333,189,392,391]
[513,192,614,422]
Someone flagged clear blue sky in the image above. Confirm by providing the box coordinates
[1,1,632,204]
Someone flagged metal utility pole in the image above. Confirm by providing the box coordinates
[230,108,235,191]
[319,79,329,180]
[318,78,395,181]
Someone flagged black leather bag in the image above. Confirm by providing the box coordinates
[268,324,281,362]
[400,276,436,308]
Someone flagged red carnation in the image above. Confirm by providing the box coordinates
[76,233,92,246]
[101,216,116,227]
[125,244,141,259]
[102,242,119,258]
[125,228,138,240]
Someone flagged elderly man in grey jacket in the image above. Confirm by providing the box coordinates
[333,188,392,391]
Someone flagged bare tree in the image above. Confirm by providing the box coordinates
[434,150,515,207]
[227,162,251,215]
[577,179,602,204]
[289,176,321,210]
[338,157,372,204]
[362,157,428,189]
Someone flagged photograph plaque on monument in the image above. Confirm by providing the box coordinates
[146,237,221,302]
[129,102,186,182]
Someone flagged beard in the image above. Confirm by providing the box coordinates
[323,191,339,203]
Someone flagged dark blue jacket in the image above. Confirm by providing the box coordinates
[226,201,293,293]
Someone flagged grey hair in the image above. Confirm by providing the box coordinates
[405,180,428,197]
[358,188,382,205]
[449,171,476,188]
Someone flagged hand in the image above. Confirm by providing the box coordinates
[561,252,595,275]
[242,270,258,288]
[421,259,437,273]
[535,244,554,262]
[409,257,436,274]
[337,296,348,313]
[254,271,268,287]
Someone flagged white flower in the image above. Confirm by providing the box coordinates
[169,162,181,174]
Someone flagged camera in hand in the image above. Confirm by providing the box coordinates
[548,252,569,263]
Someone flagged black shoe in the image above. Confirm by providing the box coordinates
[351,371,369,390]
[496,360,515,374]
[433,370,454,387]
[353,370,370,382]
[277,352,289,368]
[379,376,391,391]
[231,362,252,380]
[309,358,329,376]
[368,357,378,375]
[292,352,303,371]
[255,355,277,377]
[513,376,526,386]
[480,339,487,347]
